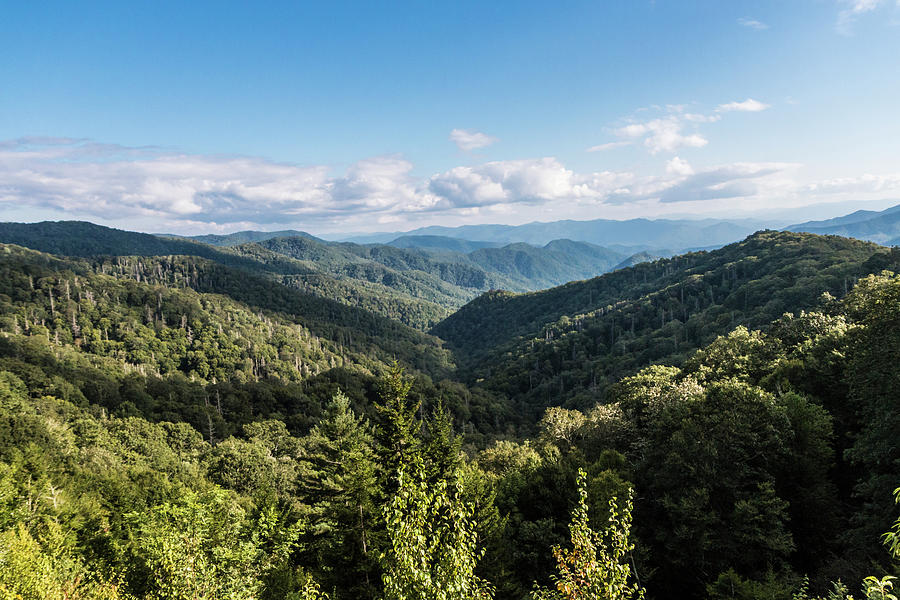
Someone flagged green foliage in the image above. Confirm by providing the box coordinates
[0,524,130,600]
[531,469,644,600]
[0,221,638,330]
[885,488,900,563]
[434,231,888,425]
[843,275,900,556]
[374,365,494,600]
[0,243,456,382]
[127,489,301,600]
[380,456,494,600]
[862,576,896,600]
[300,392,379,597]
[375,364,420,474]
[1,227,900,600]
[707,569,798,600]
[287,571,332,600]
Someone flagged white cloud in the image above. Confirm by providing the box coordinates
[654,162,794,203]
[449,129,498,151]
[836,0,893,33]
[737,17,769,30]
[2,137,894,234]
[329,156,421,210]
[806,173,900,194]
[615,116,709,154]
[716,98,771,112]
[603,161,797,205]
[666,157,695,176]
[604,102,769,157]
[586,141,631,152]
[843,0,884,14]
[682,113,721,123]
[0,139,333,227]
[426,158,627,209]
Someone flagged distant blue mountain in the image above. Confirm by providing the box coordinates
[786,203,900,245]
[387,235,502,253]
[340,216,774,251]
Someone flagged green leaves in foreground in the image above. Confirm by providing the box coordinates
[532,468,644,600]
[381,458,494,600]
[378,365,494,600]
[127,489,301,600]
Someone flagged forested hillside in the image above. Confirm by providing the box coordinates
[433,231,896,424]
[183,229,317,246]
[0,228,898,600]
[0,222,461,330]
[0,244,457,378]
[247,234,626,302]
[387,234,502,252]
[0,221,226,258]
[0,222,631,331]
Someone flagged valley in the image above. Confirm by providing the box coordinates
[1,215,899,599]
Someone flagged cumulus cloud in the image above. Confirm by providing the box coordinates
[737,17,769,30]
[0,139,335,226]
[615,116,709,154]
[654,163,793,203]
[3,136,891,234]
[0,139,637,228]
[666,157,695,176]
[329,156,423,211]
[591,101,771,157]
[449,129,498,151]
[426,158,633,210]
[716,98,771,112]
[603,162,797,205]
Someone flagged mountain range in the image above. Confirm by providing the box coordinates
[337,216,775,250]
[0,221,639,330]
[2,212,899,599]
[786,202,900,244]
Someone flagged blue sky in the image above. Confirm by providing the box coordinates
[1,0,899,234]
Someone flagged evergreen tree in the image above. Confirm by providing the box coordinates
[423,397,463,484]
[301,391,379,597]
[374,363,420,484]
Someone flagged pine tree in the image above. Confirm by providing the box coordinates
[301,391,379,597]
[375,363,420,485]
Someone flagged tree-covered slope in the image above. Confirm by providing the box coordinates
[0,222,632,331]
[0,234,898,600]
[183,229,318,246]
[433,231,895,422]
[0,220,223,257]
[465,240,624,289]
[253,234,627,303]
[345,216,771,249]
[497,274,900,598]
[0,221,453,330]
[0,244,456,381]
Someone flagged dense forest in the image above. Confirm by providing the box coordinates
[0,221,637,331]
[0,226,898,600]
